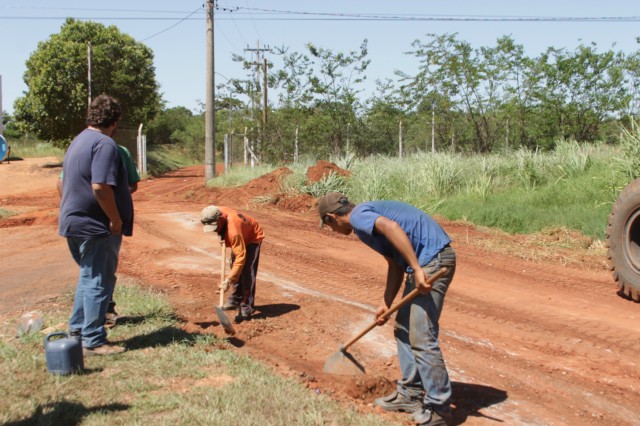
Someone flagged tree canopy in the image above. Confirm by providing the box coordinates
[14,18,162,143]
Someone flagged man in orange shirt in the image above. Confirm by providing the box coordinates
[201,205,265,322]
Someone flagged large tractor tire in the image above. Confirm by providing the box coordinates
[606,178,640,302]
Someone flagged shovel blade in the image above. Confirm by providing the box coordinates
[215,306,236,335]
[323,349,365,375]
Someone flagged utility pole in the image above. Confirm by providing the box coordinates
[204,0,216,181]
[244,42,270,166]
[245,43,271,128]
[263,57,268,125]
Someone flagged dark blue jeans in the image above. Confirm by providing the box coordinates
[227,243,261,315]
[67,235,122,348]
[394,245,456,409]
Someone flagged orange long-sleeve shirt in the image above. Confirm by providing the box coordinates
[219,206,264,283]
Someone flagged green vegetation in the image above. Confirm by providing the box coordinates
[8,25,640,165]
[207,138,634,241]
[13,18,161,145]
[0,280,396,426]
[1,136,65,160]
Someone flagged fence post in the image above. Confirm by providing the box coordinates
[243,127,248,166]
[224,133,229,174]
[294,125,299,163]
[398,120,403,159]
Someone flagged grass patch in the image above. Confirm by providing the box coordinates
[2,136,65,160]
[0,208,16,219]
[0,279,396,426]
[146,144,195,176]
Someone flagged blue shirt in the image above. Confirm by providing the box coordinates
[350,200,451,273]
[58,129,134,238]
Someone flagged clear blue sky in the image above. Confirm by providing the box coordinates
[1,0,639,116]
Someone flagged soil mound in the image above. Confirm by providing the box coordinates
[306,160,350,183]
[244,167,293,197]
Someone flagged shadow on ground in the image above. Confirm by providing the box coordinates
[4,400,129,426]
[451,381,508,425]
[253,303,300,320]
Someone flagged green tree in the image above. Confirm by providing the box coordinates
[14,18,161,143]
[147,106,194,145]
[305,40,370,156]
[538,44,627,144]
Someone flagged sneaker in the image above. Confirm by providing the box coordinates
[374,391,422,413]
[105,312,118,328]
[69,331,82,341]
[83,342,126,357]
[413,406,452,426]
[223,300,239,310]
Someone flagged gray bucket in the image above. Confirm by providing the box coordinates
[44,332,84,375]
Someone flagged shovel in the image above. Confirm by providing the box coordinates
[215,240,236,335]
[324,267,448,375]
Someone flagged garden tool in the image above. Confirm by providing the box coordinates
[215,240,236,335]
[323,267,448,375]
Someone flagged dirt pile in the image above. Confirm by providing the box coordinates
[251,161,351,214]
[306,160,350,183]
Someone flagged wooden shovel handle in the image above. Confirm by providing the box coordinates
[220,241,226,307]
[342,267,448,352]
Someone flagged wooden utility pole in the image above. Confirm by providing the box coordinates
[263,57,268,125]
[204,0,216,181]
[245,43,271,127]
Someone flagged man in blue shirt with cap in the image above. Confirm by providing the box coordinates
[318,192,456,426]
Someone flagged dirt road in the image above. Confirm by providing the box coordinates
[1,157,639,425]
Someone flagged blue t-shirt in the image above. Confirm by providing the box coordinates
[58,129,134,238]
[350,200,451,273]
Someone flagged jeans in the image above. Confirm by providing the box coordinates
[67,235,122,348]
[394,245,456,408]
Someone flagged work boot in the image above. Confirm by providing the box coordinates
[413,405,452,426]
[83,342,126,357]
[374,390,422,413]
[234,306,252,323]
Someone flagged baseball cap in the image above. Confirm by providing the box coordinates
[318,192,347,228]
[201,205,222,232]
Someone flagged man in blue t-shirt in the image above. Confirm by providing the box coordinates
[58,144,140,328]
[59,94,133,357]
[318,192,456,426]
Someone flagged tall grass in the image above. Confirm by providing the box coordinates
[3,136,65,160]
[188,134,639,240]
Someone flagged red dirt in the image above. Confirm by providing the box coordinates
[2,157,639,426]
[306,159,351,182]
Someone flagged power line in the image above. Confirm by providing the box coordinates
[1,13,639,23]
[140,6,203,42]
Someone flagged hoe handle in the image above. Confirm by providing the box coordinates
[342,267,448,352]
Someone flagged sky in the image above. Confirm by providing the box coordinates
[1,0,639,117]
